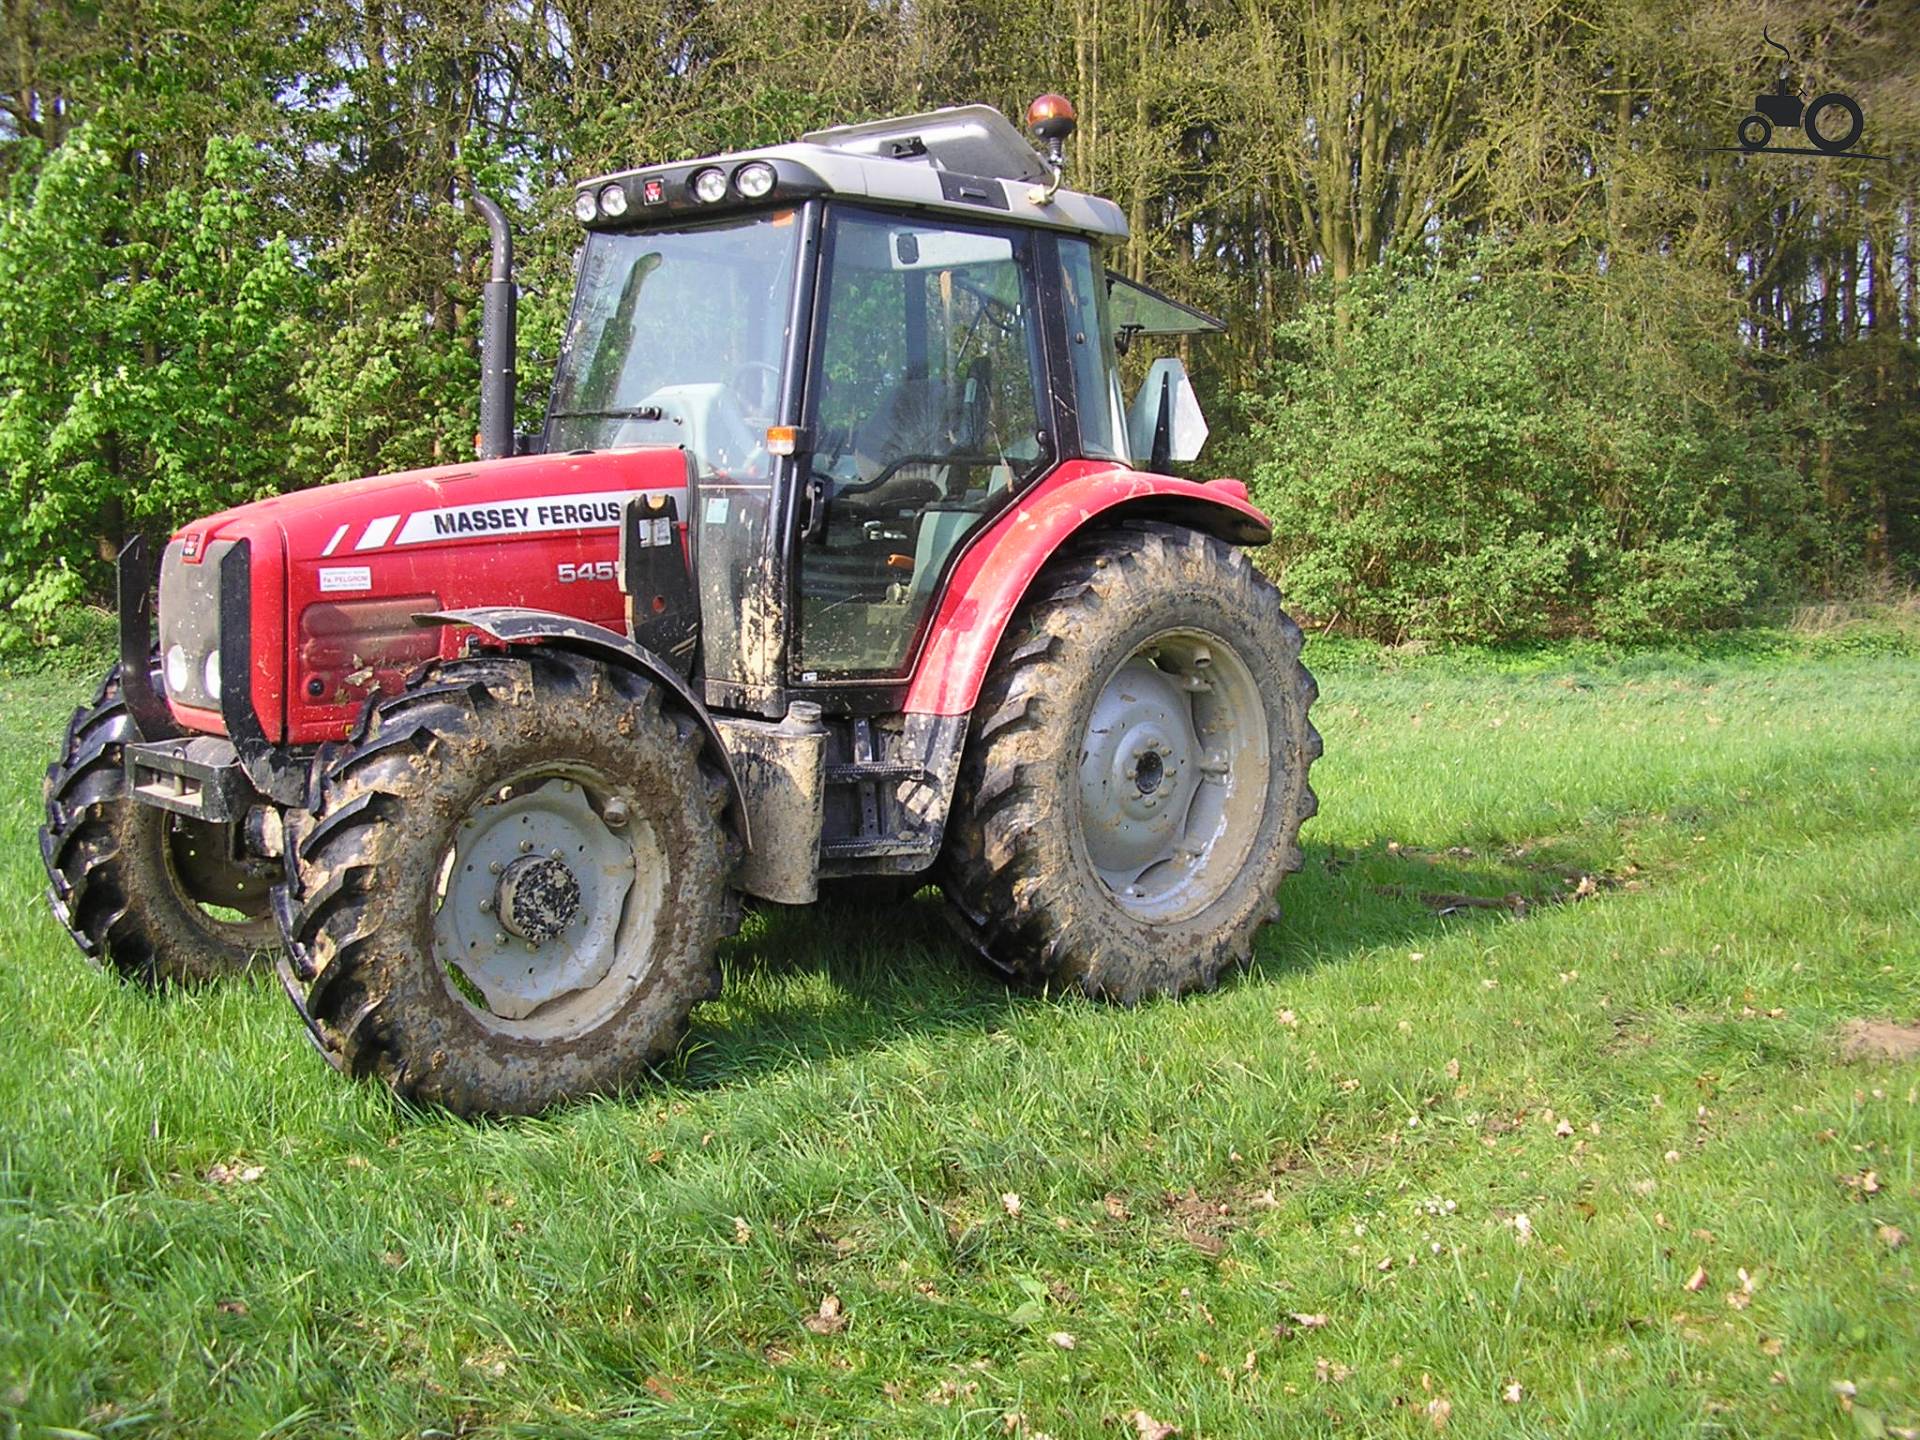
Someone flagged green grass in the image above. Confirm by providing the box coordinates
[1,645,1916,1438]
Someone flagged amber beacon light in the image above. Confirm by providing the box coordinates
[1025,93,1078,204]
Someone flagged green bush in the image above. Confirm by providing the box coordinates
[1239,253,1817,643]
[0,127,307,627]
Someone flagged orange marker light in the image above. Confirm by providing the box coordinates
[1026,93,1078,142]
[766,425,800,456]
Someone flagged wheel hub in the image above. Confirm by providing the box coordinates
[435,776,642,1022]
[497,855,582,944]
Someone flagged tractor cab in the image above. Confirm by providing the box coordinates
[550,101,1222,709]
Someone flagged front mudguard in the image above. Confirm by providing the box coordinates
[413,606,751,853]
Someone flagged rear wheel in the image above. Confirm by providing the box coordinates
[939,522,1319,1001]
[1805,92,1863,153]
[279,650,740,1115]
[41,665,275,983]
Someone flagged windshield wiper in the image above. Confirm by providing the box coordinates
[549,405,666,421]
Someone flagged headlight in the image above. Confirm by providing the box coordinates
[597,183,628,218]
[165,643,191,695]
[572,190,599,223]
[204,649,222,702]
[690,167,728,204]
[735,162,776,199]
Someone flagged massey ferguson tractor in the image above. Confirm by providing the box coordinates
[41,97,1320,1115]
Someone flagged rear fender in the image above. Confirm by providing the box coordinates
[902,462,1273,717]
[415,606,751,851]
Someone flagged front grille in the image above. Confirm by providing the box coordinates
[157,538,231,710]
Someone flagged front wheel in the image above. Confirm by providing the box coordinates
[1738,113,1772,151]
[279,650,740,1115]
[939,522,1320,1002]
[41,665,276,983]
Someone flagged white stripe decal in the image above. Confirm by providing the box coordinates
[320,523,349,557]
[355,515,400,551]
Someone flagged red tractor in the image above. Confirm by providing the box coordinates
[41,97,1319,1115]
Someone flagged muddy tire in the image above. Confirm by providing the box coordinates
[939,521,1319,1001]
[40,664,277,983]
[278,649,739,1116]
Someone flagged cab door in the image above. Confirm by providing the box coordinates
[793,206,1054,683]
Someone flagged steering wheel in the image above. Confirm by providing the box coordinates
[730,360,781,416]
[834,451,998,501]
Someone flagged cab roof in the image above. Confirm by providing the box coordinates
[573,104,1129,241]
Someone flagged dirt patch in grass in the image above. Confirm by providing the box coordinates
[1837,1019,1920,1062]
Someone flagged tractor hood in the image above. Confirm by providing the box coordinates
[160,446,695,745]
[174,447,692,566]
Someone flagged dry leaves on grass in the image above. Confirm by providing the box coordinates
[1271,1312,1327,1341]
[1001,1192,1023,1218]
[1002,1412,1054,1440]
[803,1295,845,1336]
[1724,1268,1758,1310]
[1426,1397,1453,1429]
[1503,1381,1524,1404]
[1126,1410,1179,1440]
[1877,1224,1908,1250]
[1103,1192,1131,1222]
[732,1216,752,1245]
[205,1162,265,1186]
[1047,1332,1077,1350]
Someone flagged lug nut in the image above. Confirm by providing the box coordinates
[488,861,503,875]
[479,899,492,913]
[519,839,532,853]
[494,931,508,946]
[550,848,563,861]
[603,798,630,830]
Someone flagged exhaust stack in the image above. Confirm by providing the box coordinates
[473,191,517,461]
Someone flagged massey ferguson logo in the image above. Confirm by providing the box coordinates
[425,498,624,538]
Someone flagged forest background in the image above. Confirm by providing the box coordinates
[1,0,1915,645]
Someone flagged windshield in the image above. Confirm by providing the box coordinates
[547,215,802,474]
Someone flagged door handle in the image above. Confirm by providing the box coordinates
[802,476,828,540]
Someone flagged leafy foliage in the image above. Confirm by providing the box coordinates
[1242,254,1823,642]
[0,0,1915,643]
[0,128,305,627]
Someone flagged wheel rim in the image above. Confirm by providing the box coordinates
[1076,628,1271,923]
[433,765,665,1039]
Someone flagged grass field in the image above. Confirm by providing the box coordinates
[1,638,1916,1438]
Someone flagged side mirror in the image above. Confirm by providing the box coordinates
[1126,357,1209,470]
